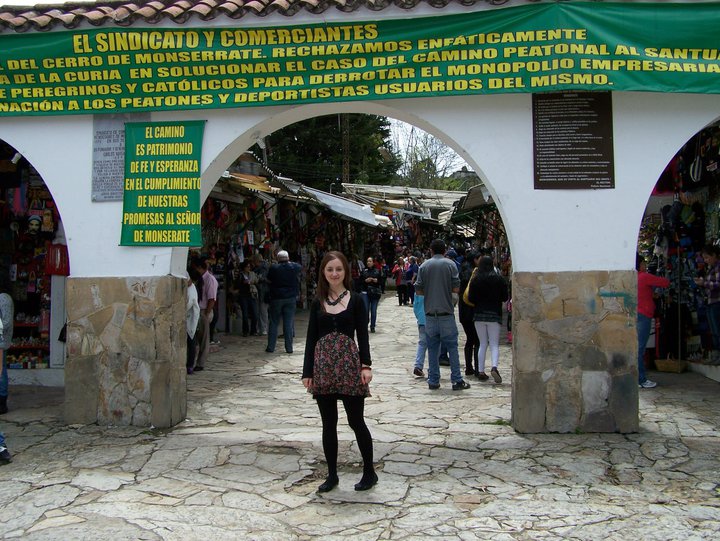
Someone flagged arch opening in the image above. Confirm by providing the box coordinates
[0,139,69,388]
[636,117,720,385]
[183,108,513,414]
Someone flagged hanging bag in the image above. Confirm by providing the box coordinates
[45,243,70,276]
[462,268,477,307]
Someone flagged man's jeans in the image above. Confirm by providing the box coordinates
[195,311,212,368]
[637,313,652,384]
[237,296,259,335]
[0,350,8,397]
[267,297,296,352]
[425,314,462,385]
[1,350,7,448]
[707,302,720,350]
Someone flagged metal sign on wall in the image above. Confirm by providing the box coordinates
[533,92,614,190]
[120,120,205,246]
[92,113,149,201]
[0,2,719,116]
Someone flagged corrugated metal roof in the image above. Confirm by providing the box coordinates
[341,183,467,211]
[300,185,382,227]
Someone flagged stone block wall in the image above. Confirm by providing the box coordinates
[63,276,186,428]
[512,270,639,433]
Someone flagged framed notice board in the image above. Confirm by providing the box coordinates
[533,91,614,190]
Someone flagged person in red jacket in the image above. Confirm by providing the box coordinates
[637,254,670,389]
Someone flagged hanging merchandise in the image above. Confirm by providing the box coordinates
[45,243,70,276]
[0,156,65,370]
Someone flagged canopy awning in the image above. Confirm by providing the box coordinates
[300,186,382,228]
[225,172,279,194]
[457,184,491,211]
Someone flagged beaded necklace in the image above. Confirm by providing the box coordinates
[326,289,349,306]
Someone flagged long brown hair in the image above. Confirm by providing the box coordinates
[316,251,352,305]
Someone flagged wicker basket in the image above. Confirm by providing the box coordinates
[655,357,688,373]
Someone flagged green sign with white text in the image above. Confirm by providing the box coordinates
[120,121,204,246]
[1,2,719,116]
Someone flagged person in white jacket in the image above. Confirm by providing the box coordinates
[185,273,200,375]
[0,279,14,463]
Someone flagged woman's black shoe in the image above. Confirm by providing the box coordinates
[317,475,339,493]
[354,472,378,491]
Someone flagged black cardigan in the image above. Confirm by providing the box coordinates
[302,293,371,378]
[467,272,509,321]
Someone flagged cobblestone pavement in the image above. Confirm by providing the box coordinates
[1,294,720,540]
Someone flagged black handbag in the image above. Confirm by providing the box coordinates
[367,285,382,299]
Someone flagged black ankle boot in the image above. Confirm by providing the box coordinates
[0,396,7,415]
[354,471,378,491]
[317,474,339,493]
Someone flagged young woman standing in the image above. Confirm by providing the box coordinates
[302,251,377,493]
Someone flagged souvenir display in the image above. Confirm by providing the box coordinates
[0,155,66,370]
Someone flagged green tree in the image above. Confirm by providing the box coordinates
[391,120,466,190]
[261,114,401,190]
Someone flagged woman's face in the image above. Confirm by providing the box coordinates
[366,257,374,267]
[704,252,717,266]
[324,258,345,287]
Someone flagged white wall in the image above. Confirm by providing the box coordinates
[1,91,718,277]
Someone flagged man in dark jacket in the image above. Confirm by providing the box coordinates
[265,250,301,354]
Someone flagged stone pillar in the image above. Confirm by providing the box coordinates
[64,276,186,428]
[512,270,638,433]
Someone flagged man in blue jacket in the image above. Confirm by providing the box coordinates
[265,250,302,354]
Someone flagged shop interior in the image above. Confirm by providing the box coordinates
[638,119,720,380]
[0,141,67,383]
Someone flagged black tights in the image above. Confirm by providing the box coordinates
[460,318,479,372]
[316,396,374,478]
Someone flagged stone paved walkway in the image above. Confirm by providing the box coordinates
[1,294,720,540]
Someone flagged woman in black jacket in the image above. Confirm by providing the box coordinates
[459,252,480,377]
[467,256,509,383]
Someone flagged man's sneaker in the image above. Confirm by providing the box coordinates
[0,446,12,464]
[477,372,489,381]
[491,367,502,384]
[413,367,425,378]
[639,379,657,389]
[452,380,471,391]
[428,383,440,390]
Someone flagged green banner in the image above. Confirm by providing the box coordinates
[120,121,204,246]
[1,2,719,116]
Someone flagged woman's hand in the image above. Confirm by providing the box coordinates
[361,369,373,384]
[302,377,312,389]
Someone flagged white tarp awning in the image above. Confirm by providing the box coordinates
[300,186,381,227]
